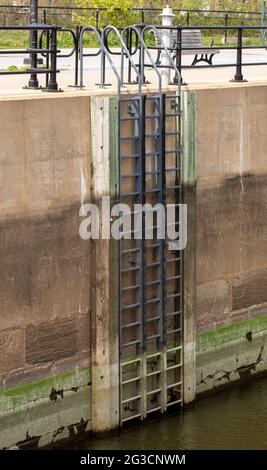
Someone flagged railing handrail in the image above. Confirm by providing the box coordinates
[0,5,265,17]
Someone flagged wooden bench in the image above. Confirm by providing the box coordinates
[153,29,220,66]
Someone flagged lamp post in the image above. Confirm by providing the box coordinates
[261,0,266,46]
[27,0,39,89]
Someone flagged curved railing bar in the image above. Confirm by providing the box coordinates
[39,28,77,59]
[122,25,162,93]
[103,25,142,95]
[80,25,122,93]
[103,26,138,57]
[57,29,77,58]
[82,27,102,58]
[142,24,182,90]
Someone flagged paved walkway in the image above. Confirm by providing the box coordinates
[1,48,267,93]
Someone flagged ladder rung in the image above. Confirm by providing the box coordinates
[145,298,160,305]
[121,172,140,179]
[165,167,180,172]
[166,185,181,190]
[122,339,140,348]
[166,399,182,407]
[146,406,162,414]
[121,321,141,329]
[166,275,181,282]
[120,117,138,121]
[147,388,162,396]
[145,152,159,157]
[146,333,161,341]
[145,189,160,194]
[121,357,141,367]
[166,257,181,263]
[122,394,141,404]
[120,191,140,197]
[165,113,180,117]
[121,248,140,255]
[165,131,180,136]
[121,302,140,310]
[146,261,160,268]
[166,310,182,318]
[121,285,140,292]
[146,243,160,249]
[146,370,161,377]
[146,315,160,323]
[166,363,182,371]
[122,376,141,385]
[121,136,139,141]
[144,115,159,119]
[121,413,142,423]
[146,170,160,176]
[121,155,139,160]
[147,351,162,359]
[146,279,160,286]
[167,328,182,335]
[167,346,182,353]
[167,381,182,389]
[167,293,181,299]
[121,266,141,273]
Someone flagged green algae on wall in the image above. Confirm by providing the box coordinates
[197,315,267,352]
[0,367,90,413]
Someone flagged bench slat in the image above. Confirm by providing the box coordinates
[154,28,220,55]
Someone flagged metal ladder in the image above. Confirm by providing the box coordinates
[119,91,183,424]
[79,24,183,426]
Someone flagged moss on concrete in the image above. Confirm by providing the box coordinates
[0,367,90,412]
[197,315,267,352]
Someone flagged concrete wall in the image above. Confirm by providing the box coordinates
[0,95,92,448]
[188,84,267,395]
[1,83,267,448]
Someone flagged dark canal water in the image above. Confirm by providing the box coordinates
[72,375,267,450]
[69,377,267,450]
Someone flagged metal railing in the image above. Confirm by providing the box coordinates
[136,25,267,84]
[1,23,267,90]
[0,24,61,91]
[0,4,266,31]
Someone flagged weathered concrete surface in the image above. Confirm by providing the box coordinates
[0,95,92,448]
[194,84,267,394]
[182,91,196,404]
[0,368,91,449]
[196,316,267,395]
[1,82,267,446]
[90,96,119,432]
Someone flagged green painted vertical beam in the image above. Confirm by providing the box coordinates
[182,91,196,405]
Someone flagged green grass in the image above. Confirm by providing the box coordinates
[0,30,265,50]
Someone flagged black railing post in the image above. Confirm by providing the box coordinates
[225,13,229,43]
[46,27,60,91]
[186,12,190,26]
[27,0,39,89]
[173,27,186,85]
[74,25,80,86]
[232,27,247,82]
[141,10,145,23]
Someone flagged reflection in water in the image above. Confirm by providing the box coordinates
[73,375,267,450]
